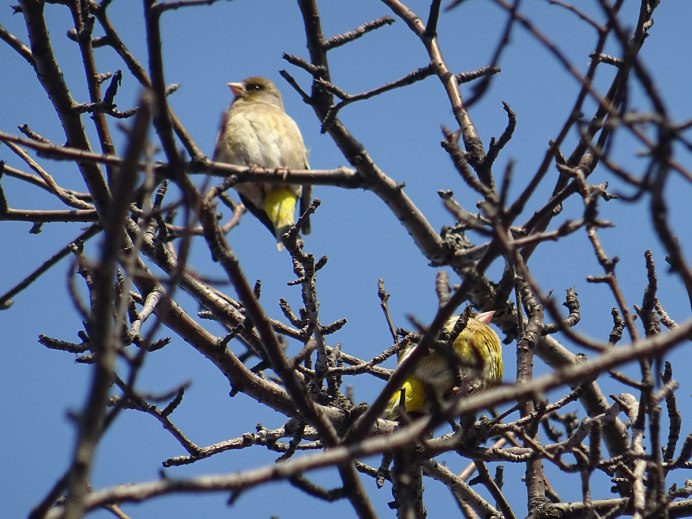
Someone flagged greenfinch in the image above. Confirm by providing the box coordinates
[213,76,311,250]
[384,310,503,419]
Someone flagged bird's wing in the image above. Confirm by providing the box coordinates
[212,109,230,162]
[238,193,275,235]
[298,124,311,235]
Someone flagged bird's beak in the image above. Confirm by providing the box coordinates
[228,82,245,98]
[475,311,495,325]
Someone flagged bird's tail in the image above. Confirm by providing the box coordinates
[262,187,298,251]
[383,376,426,419]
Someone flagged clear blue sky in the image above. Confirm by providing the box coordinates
[1,1,690,517]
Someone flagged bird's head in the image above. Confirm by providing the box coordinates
[228,76,285,110]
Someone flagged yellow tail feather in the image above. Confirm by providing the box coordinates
[262,187,298,250]
[384,376,427,419]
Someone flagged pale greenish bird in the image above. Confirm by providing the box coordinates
[214,77,311,250]
[384,310,503,419]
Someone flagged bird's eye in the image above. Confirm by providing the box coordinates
[247,83,263,92]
